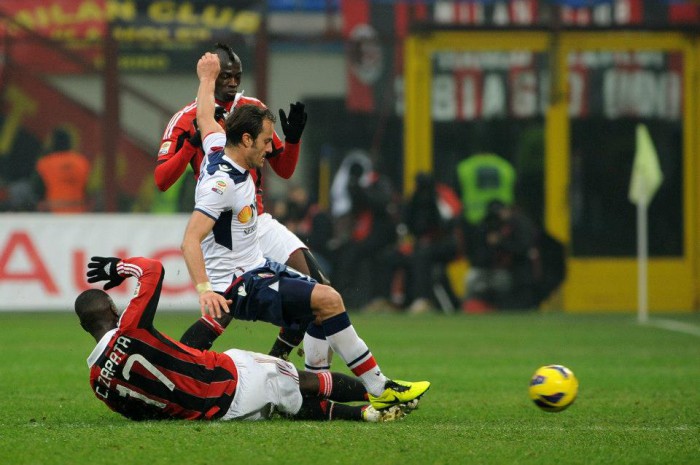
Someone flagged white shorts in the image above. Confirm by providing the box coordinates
[257,212,307,264]
[221,349,303,421]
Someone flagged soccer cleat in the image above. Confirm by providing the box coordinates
[361,405,406,423]
[403,398,420,411]
[368,379,431,409]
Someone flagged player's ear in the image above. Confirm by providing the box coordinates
[242,133,252,148]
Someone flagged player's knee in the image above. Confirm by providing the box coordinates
[311,284,345,319]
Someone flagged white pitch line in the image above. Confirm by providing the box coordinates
[643,318,700,338]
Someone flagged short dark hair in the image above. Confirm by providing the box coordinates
[75,289,114,333]
[226,104,276,146]
[213,42,240,66]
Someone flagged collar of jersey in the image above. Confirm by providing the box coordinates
[216,91,244,112]
[87,328,117,367]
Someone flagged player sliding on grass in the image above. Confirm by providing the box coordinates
[76,255,415,422]
[180,52,430,408]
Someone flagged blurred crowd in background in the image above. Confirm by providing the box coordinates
[267,150,565,314]
[0,129,565,313]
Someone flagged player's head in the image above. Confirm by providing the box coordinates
[226,104,275,147]
[74,289,119,338]
[226,104,275,169]
[213,43,242,103]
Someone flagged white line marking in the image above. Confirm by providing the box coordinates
[644,318,700,338]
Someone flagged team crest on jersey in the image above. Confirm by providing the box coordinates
[211,180,227,195]
[237,205,253,223]
[158,141,171,155]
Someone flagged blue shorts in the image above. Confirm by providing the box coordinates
[223,260,317,331]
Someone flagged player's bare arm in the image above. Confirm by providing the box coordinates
[196,53,225,138]
[181,210,231,318]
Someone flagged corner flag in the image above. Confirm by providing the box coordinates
[628,124,663,207]
[628,124,663,324]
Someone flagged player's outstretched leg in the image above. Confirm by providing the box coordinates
[368,379,431,409]
[298,371,368,403]
[310,285,431,407]
[293,399,409,422]
[268,327,305,359]
[180,313,233,350]
[181,313,305,357]
[297,369,424,414]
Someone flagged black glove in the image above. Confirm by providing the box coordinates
[189,106,227,148]
[87,256,125,291]
[188,120,202,148]
[278,102,307,144]
[214,105,227,125]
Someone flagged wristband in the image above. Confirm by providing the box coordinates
[196,282,213,294]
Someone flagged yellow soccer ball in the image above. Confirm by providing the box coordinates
[528,365,579,412]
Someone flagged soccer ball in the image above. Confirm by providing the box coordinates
[528,365,579,412]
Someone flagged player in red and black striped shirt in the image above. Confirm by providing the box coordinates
[76,256,411,422]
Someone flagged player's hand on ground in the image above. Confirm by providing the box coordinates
[197,52,220,81]
[87,256,126,290]
[198,291,232,319]
[279,102,307,143]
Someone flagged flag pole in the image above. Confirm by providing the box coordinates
[636,177,648,324]
[629,124,662,324]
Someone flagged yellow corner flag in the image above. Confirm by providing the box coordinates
[629,124,663,207]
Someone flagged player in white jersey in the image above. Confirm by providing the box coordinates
[195,135,265,289]
[180,52,430,410]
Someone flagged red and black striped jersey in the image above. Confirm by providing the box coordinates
[155,93,300,214]
[87,257,238,421]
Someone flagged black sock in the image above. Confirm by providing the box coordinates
[326,402,363,421]
[268,327,305,358]
[293,399,362,421]
[180,316,224,350]
[328,372,369,402]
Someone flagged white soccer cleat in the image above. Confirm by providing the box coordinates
[403,398,420,411]
[361,404,407,423]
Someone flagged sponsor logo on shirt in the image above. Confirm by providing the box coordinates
[257,273,274,278]
[237,205,253,223]
[158,141,171,155]
[211,180,227,195]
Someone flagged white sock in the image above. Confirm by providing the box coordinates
[303,331,333,372]
[322,313,387,396]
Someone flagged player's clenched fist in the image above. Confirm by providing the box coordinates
[197,52,220,81]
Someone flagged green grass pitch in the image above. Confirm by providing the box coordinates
[1,311,699,465]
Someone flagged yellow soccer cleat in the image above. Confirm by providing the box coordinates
[368,379,431,410]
